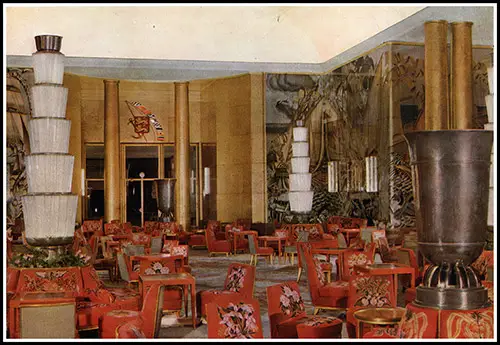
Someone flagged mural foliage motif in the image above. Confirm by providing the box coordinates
[265,44,492,231]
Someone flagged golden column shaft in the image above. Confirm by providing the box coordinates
[175,82,191,231]
[424,20,450,130]
[103,80,121,222]
[450,22,474,129]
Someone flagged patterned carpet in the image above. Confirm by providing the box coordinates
[100,247,346,339]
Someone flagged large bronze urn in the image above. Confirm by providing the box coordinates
[155,178,176,222]
[404,129,493,310]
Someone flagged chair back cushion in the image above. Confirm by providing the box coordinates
[206,296,263,338]
[342,250,373,280]
[266,281,306,338]
[223,263,256,297]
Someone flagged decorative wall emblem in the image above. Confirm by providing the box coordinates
[126,100,164,141]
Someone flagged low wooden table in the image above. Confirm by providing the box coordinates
[228,230,255,254]
[258,236,286,260]
[353,307,405,338]
[353,263,415,302]
[139,273,197,328]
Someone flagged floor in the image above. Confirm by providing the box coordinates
[96,247,392,339]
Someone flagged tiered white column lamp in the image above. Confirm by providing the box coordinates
[22,35,77,250]
[485,65,494,228]
[289,122,314,213]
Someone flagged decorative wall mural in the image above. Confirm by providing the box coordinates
[6,68,34,234]
[265,43,492,230]
[126,100,165,141]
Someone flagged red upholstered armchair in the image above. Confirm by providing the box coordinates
[158,222,189,244]
[82,219,104,239]
[137,256,184,314]
[266,281,343,339]
[207,220,226,241]
[143,221,159,235]
[206,225,232,256]
[248,232,275,265]
[300,242,349,315]
[225,224,250,253]
[99,281,170,338]
[345,272,396,338]
[206,295,263,339]
[196,262,256,321]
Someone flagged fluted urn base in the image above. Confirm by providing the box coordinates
[415,286,490,310]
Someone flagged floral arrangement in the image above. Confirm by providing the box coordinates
[144,261,170,275]
[217,302,259,338]
[225,266,246,292]
[9,247,90,268]
[353,276,391,307]
[279,283,305,317]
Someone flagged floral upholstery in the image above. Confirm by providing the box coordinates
[341,250,373,280]
[104,222,126,236]
[144,221,160,235]
[7,266,140,334]
[345,273,396,338]
[162,240,179,254]
[82,219,104,236]
[471,250,494,281]
[131,233,151,247]
[206,297,263,339]
[267,281,342,338]
[197,263,256,319]
[137,257,184,312]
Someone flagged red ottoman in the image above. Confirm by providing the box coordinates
[99,309,142,338]
[296,316,343,338]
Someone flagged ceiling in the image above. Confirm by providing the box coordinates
[5,4,495,82]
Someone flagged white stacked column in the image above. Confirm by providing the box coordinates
[22,35,77,247]
[289,123,314,213]
[485,66,494,230]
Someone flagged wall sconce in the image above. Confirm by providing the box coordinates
[81,169,85,196]
[203,167,210,196]
[190,170,195,195]
[327,161,339,192]
[365,154,378,192]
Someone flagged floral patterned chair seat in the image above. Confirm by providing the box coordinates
[197,262,256,320]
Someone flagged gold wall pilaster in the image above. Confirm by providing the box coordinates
[450,22,474,129]
[424,20,449,130]
[64,74,83,224]
[175,82,191,230]
[103,80,121,222]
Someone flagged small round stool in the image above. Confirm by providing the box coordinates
[296,316,343,338]
[99,309,142,338]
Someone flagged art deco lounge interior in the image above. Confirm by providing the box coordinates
[5,5,496,340]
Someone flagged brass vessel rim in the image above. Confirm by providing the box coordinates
[450,21,474,26]
[424,20,449,25]
[405,129,492,133]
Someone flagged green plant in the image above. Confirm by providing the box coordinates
[9,247,90,268]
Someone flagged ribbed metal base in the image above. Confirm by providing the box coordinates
[414,286,490,310]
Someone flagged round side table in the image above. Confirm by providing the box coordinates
[353,307,405,338]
